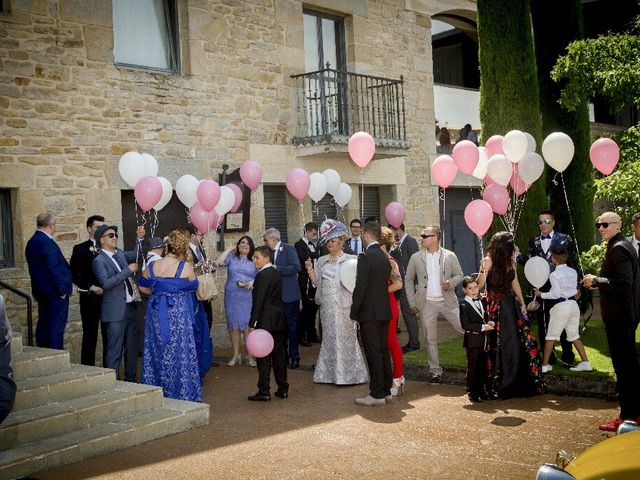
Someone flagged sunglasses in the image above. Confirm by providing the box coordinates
[421,234,436,239]
[537,219,553,225]
[102,233,118,239]
[595,221,619,229]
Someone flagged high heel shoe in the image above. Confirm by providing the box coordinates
[227,354,241,367]
[247,355,257,367]
[390,376,405,397]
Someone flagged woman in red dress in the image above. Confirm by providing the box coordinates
[379,227,404,396]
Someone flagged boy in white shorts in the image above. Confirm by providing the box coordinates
[535,246,593,374]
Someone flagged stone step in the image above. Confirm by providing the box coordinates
[13,347,70,382]
[10,334,22,356]
[15,364,115,411]
[1,382,164,451]
[0,400,210,480]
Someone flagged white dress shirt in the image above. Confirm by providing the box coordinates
[464,295,484,317]
[541,264,578,300]
[350,236,362,255]
[301,237,316,253]
[540,230,554,254]
[273,241,282,263]
[425,249,443,298]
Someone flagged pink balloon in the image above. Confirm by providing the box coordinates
[197,179,221,212]
[285,168,310,201]
[483,184,510,215]
[509,164,529,196]
[485,135,505,160]
[464,199,493,237]
[240,160,263,190]
[227,183,243,213]
[190,202,219,233]
[384,202,406,229]
[134,176,163,212]
[590,138,620,175]
[348,131,376,168]
[432,155,458,189]
[246,329,274,358]
[484,174,496,187]
[452,140,480,175]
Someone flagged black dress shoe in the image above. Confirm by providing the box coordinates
[290,359,300,369]
[274,389,288,399]
[468,394,483,403]
[248,392,271,401]
[300,340,312,347]
[310,336,321,343]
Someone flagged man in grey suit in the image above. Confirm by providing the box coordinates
[389,223,420,353]
[629,212,640,256]
[404,225,464,383]
[92,224,143,381]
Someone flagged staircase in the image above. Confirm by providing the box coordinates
[0,334,209,479]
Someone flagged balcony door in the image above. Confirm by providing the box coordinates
[303,10,346,137]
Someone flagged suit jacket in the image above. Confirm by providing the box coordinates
[459,298,489,349]
[273,243,301,303]
[189,243,207,263]
[350,244,392,322]
[346,237,364,255]
[70,239,101,293]
[92,249,137,323]
[25,230,73,301]
[249,266,286,333]
[517,231,578,272]
[294,238,318,301]
[627,235,640,256]
[390,234,419,292]
[404,247,463,311]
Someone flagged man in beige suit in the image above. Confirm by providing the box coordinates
[405,225,464,383]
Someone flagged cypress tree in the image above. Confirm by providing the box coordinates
[477,0,546,250]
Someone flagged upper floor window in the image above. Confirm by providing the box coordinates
[303,10,346,72]
[112,0,180,73]
[0,189,14,268]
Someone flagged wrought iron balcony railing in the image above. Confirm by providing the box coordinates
[291,65,409,149]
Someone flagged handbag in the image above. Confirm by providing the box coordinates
[196,272,217,301]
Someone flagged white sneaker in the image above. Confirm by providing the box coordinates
[570,361,593,372]
[542,364,553,374]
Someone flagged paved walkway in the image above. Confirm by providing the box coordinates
[35,323,619,480]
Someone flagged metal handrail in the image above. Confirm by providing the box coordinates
[0,279,33,346]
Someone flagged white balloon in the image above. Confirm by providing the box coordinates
[486,154,512,186]
[176,174,199,208]
[524,256,551,289]
[215,185,235,216]
[154,176,173,211]
[524,132,536,153]
[118,151,146,187]
[323,169,341,196]
[472,146,489,179]
[308,172,328,202]
[518,152,544,185]
[340,258,358,293]
[542,132,574,172]
[334,182,352,207]
[503,130,528,164]
[141,153,159,177]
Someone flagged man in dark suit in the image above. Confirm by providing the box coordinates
[350,221,392,406]
[25,212,73,350]
[92,224,144,381]
[187,224,213,331]
[263,228,302,368]
[583,212,640,431]
[294,222,320,346]
[248,246,288,401]
[346,218,363,255]
[516,209,576,366]
[70,215,108,366]
[389,223,420,353]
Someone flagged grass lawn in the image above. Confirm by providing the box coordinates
[404,318,640,380]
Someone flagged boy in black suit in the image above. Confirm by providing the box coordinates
[248,246,289,401]
[459,275,495,403]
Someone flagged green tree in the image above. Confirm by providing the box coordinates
[477,0,546,249]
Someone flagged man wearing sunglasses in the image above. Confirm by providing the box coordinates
[92,224,145,381]
[404,225,464,383]
[516,209,577,367]
[583,211,640,431]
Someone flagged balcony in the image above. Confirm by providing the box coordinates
[291,66,410,158]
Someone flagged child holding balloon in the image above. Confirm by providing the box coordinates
[247,246,289,401]
[535,246,592,374]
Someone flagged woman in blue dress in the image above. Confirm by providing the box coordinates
[215,236,258,366]
[138,229,202,402]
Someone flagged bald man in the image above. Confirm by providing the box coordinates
[583,212,640,431]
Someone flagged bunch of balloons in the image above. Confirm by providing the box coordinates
[284,167,353,208]
[119,152,172,212]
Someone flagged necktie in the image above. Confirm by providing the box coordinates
[354,238,359,254]
[114,253,134,296]
[199,245,207,261]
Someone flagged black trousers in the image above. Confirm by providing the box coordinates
[299,296,318,342]
[359,319,392,399]
[604,318,640,419]
[540,298,575,363]
[202,300,213,331]
[79,293,107,366]
[465,346,487,396]
[256,332,288,395]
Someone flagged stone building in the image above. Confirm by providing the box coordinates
[0,0,476,360]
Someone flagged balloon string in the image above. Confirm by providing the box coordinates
[298,200,305,226]
[360,168,365,219]
[439,187,446,249]
[513,190,528,234]
[560,172,584,273]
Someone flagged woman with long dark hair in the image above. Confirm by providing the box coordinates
[477,231,543,399]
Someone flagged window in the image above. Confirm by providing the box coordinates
[263,185,288,243]
[312,194,337,225]
[360,186,380,223]
[112,0,180,73]
[0,189,14,268]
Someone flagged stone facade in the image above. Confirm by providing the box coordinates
[0,0,476,360]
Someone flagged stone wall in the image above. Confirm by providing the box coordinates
[0,0,476,359]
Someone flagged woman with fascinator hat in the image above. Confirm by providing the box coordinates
[306,219,368,385]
